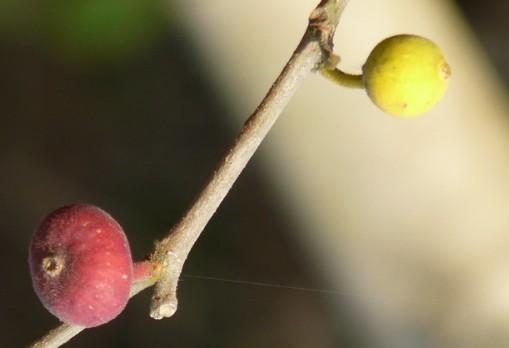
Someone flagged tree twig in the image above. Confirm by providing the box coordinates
[149,0,348,320]
[29,0,349,346]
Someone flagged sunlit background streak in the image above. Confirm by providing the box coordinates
[1,1,508,347]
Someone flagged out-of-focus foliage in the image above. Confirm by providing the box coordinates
[1,0,172,68]
[41,0,165,66]
[0,0,36,38]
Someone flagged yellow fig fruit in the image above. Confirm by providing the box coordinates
[362,34,451,117]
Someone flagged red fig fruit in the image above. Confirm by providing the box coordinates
[29,204,133,327]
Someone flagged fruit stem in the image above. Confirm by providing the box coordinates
[320,67,364,88]
[130,261,162,296]
[133,261,162,283]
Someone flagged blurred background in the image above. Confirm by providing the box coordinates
[1,0,509,347]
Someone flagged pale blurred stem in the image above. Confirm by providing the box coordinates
[29,0,349,346]
[320,67,364,88]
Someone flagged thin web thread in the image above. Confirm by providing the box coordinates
[181,274,432,303]
[181,273,348,296]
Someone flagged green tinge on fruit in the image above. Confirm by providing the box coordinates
[362,34,451,117]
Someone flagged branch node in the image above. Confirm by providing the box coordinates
[309,0,344,66]
[150,295,178,320]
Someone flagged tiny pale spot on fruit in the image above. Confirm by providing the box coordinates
[121,274,128,280]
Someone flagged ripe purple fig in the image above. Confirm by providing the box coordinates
[29,204,133,327]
